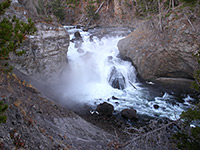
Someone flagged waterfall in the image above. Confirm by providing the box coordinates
[60,26,192,120]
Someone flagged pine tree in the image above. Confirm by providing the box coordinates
[0,0,37,123]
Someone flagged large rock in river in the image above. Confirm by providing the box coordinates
[109,67,126,90]
[118,14,200,81]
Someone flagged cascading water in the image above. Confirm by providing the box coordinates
[60,26,194,120]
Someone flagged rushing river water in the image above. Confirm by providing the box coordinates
[61,26,195,120]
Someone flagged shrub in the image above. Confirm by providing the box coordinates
[0,0,11,15]
[0,16,37,60]
[0,101,8,123]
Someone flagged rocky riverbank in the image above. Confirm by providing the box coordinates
[0,68,180,150]
[0,69,116,150]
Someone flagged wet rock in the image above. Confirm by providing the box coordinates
[76,24,82,29]
[115,102,119,106]
[109,67,126,90]
[74,31,82,40]
[153,104,159,109]
[112,96,119,100]
[96,102,114,116]
[121,108,137,120]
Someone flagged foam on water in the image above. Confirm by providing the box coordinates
[62,26,192,120]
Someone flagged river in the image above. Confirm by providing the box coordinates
[58,26,195,120]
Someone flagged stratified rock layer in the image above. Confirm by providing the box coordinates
[10,23,69,82]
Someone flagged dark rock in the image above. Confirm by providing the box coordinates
[74,31,82,40]
[96,102,114,116]
[109,67,126,90]
[115,102,119,106]
[121,108,137,120]
[76,24,82,29]
[112,96,119,100]
[153,104,159,109]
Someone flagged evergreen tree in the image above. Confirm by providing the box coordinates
[0,0,37,123]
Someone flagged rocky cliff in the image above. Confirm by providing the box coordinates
[5,0,70,82]
[10,22,69,82]
[118,6,200,83]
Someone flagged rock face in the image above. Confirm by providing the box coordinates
[10,23,69,82]
[96,102,114,116]
[118,13,200,81]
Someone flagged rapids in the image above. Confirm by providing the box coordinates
[60,26,194,120]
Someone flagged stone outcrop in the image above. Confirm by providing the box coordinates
[118,12,200,81]
[10,23,69,82]
[1,1,70,82]
[109,67,126,90]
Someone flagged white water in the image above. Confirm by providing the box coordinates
[61,26,193,120]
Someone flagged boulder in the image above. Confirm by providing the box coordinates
[121,108,137,120]
[153,104,159,109]
[118,15,200,81]
[74,31,82,41]
[112,96,119,100]
[109,67,126,90]
[96,102,114,116]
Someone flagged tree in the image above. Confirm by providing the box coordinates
[0,0,37,62]
[0,0,37,123]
